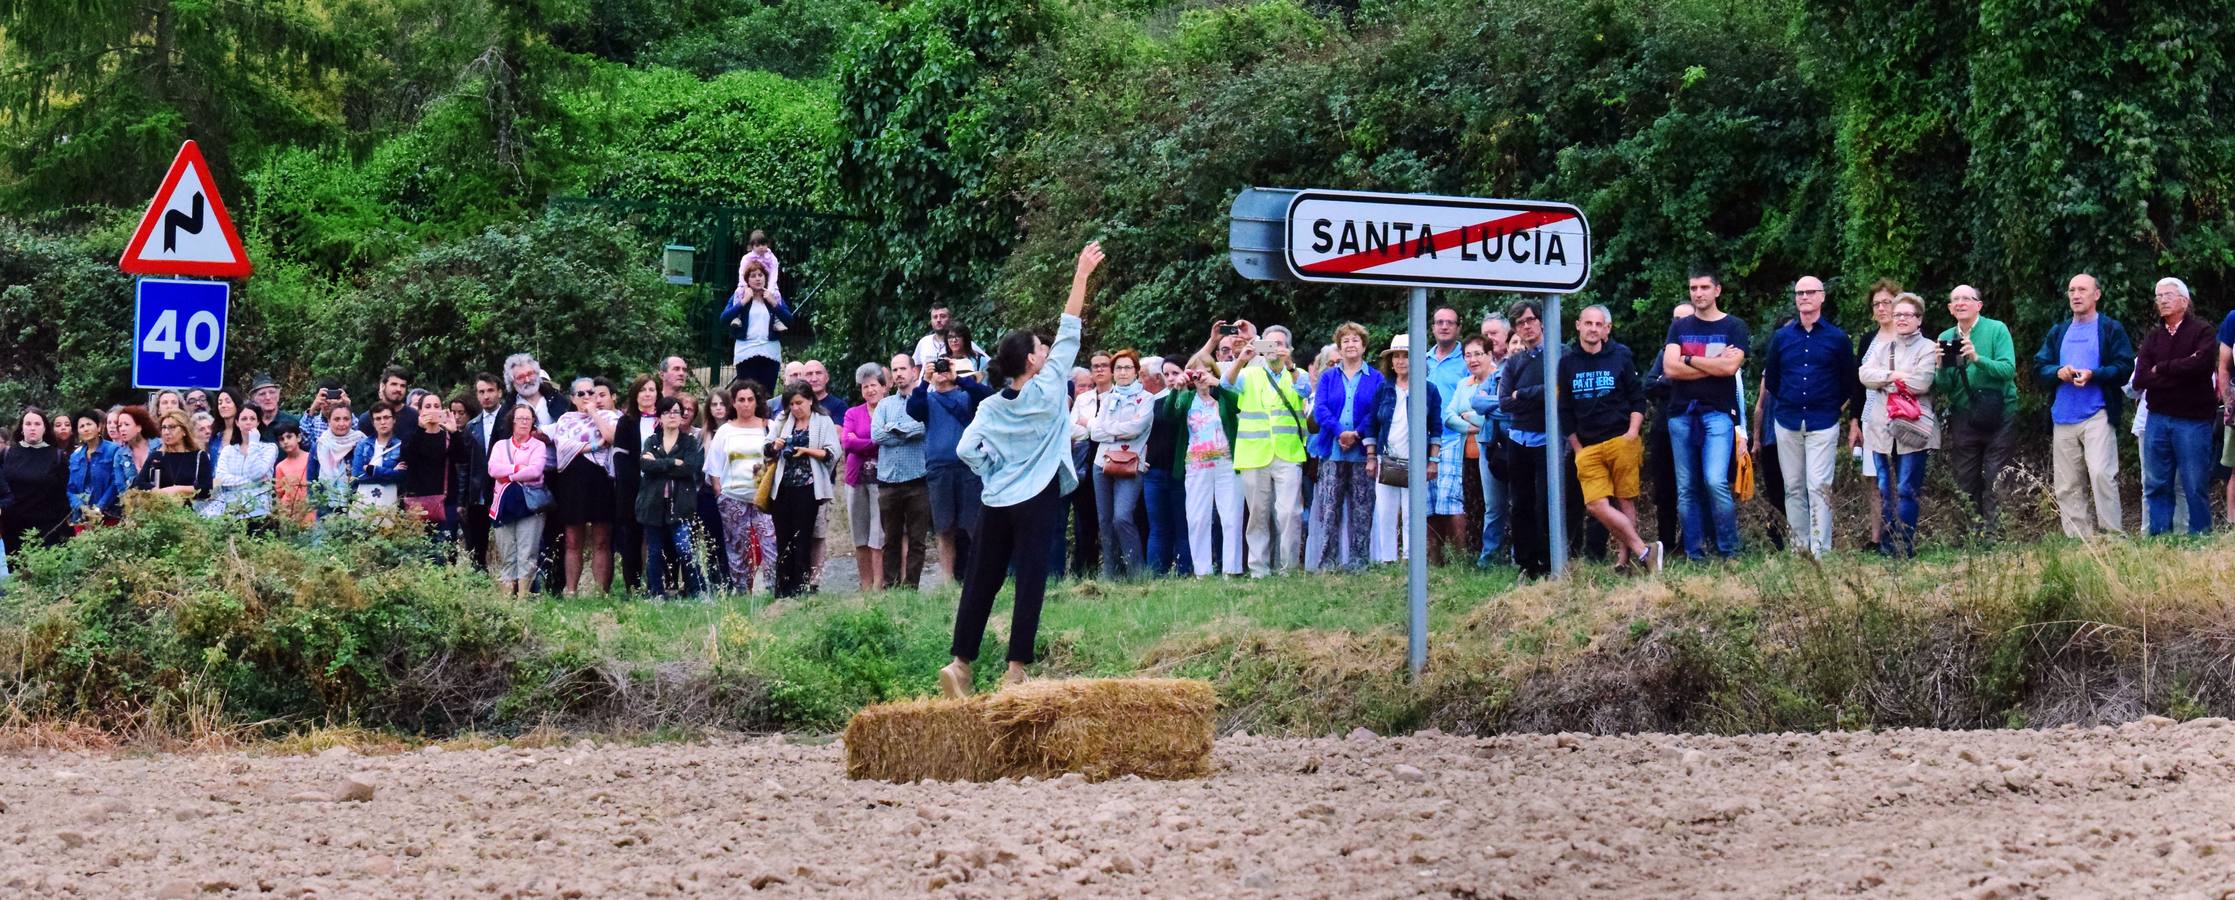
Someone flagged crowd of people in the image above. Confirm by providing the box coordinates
[2,233,2231,681]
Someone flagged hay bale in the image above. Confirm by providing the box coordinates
[843,678,1217,783]
[842,697,1002,783]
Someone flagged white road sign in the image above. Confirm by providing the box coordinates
[1283,190,1589,293]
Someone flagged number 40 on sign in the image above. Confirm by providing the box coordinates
[134,277,230,390]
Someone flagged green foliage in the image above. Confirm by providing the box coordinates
[0,0,353,210]
[0,218,137,409]
[979,0,1831,357]
[559,66,841,210]
[0,501,533,732]
[832,0,1058,355]
[640,0,881,79]
[1804,0,2235,337]
[310,209,687,391]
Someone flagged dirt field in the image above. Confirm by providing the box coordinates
[2,718,2232,897]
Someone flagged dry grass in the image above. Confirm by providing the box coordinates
[844,678,1217,783]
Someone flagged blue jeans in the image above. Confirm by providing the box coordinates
[1666,410,1740,559]
[644,521,704,598]
[2143,413,2214,536]
[1094,468,1144,579]
[1479,423,1510,565]
[1143,468,1189,576]
[1876,450,1929,557]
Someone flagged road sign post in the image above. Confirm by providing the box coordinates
[1231,187,1592,678]
[134,278,231,390]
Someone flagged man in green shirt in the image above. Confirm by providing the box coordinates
[1939,284,2018,536]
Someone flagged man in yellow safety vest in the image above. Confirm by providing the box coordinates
[1220,322,1309,576]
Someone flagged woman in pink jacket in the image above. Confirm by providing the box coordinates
[840,362,888,591]
[488,405,550,598]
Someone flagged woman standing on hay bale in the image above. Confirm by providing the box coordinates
[941,241,1105,697]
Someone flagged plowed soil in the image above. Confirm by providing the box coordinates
[4,718,2234,897]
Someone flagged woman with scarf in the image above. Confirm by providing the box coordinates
[2,408,72,552]
[210,404,278,522]
[489,404,550,598]
[544,376,621,596]
[307,403,366,517]
[67,408,121,529]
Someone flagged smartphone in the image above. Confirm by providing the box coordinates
[1219,324,1240,336]
[1251,339,1278,356]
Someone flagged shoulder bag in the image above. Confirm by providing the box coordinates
[1267,370,1318,481]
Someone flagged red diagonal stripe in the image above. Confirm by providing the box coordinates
[1299,208,1576,275]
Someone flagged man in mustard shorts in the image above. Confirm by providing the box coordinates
[1561,304,1661,573]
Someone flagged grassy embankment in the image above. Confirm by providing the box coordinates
[3,497,2231,744]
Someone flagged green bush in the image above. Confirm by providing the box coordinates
[308,208,689,391]
[0,501,533,733]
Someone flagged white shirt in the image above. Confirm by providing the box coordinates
[914,333,989,368]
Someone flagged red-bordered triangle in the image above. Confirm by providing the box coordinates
[119,140,253,278]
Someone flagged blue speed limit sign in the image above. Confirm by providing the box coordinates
[133,277,230,390]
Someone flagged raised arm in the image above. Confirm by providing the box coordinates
[1064,241,1104,320]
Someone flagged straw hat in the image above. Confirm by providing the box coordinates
[1379,333,1414,360]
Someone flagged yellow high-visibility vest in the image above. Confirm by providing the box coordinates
[1233,365,1307,470]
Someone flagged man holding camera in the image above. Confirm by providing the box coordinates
[910,351,995,583]
[1219,320,1308,577]
[1936,284,2018,538]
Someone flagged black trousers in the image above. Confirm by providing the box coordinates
[1648,413,1679,549]
[1508,444,1552,578]
[1753,438,1787,552]
[462,502,492,571]
[1943,407,2015,536]
[615,517,645,591]
[771,486,819,598]
[951,477,1062,664]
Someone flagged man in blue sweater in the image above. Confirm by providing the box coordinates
[2031,273,2132,537]
[910,358,996,583]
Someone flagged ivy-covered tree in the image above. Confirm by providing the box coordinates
[0,0,352,211]
[832,0,1056,352]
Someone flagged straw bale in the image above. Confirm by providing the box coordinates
[982,679,1217,781]
[842,697,1001,783]
[843,678,1217,783]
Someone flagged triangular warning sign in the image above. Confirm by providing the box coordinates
[119,140,252,279]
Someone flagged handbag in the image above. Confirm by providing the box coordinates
[752,459,777,511]
[1885,382,1933,448]
[1100,447,1141,478]
[404,494,448,525]
[1268,371,1318,481]
[1376,456,1410,488]
[1732,434,1756,502]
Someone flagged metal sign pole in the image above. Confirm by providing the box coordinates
[1544,293,1567,574]
[1406,286,1430,677]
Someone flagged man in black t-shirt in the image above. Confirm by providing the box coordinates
[1658,268,1750,561]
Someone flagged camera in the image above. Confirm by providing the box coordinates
[1219,324,1240,336]
[1938,338,1965,368]
[931,358,952,375]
